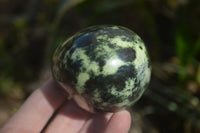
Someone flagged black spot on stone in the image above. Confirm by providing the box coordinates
[57,62,77,86]
[66,57,83,83]
[99,90,125,104]
[74,33,94,48]
[115,81,126,91]
[68,33,94,56]
[98,59,106,72]
[117,48,136,62]
[116,65,136,79]
[85,64,136,104]
[108,43,117,49]
[84,75,114,102]
[101,91,114,101]
[139,46,143,50]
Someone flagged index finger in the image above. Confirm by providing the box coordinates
[1,79,67,133]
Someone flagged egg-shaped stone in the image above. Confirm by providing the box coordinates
[52,25,151,112]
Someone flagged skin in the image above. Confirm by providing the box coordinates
[0,79,131,133]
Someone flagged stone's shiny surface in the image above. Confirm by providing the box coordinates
[52,25,151,112]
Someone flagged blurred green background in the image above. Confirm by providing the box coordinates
[0,0,200,132]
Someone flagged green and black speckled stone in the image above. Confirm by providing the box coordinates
[52,25,151,112]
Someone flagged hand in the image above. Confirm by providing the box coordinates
[0,79,131,133]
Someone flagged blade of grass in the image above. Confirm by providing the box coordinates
[191,37,200,58]
[175,32,188,66]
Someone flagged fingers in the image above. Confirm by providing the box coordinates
[44,100,91,133]
[1,78,132,133]
[79,112,113,133]
[1,79,67,133]
[104,110,131,133]
[44,99,130,133]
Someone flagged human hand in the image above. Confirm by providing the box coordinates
[0,79,131,133]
